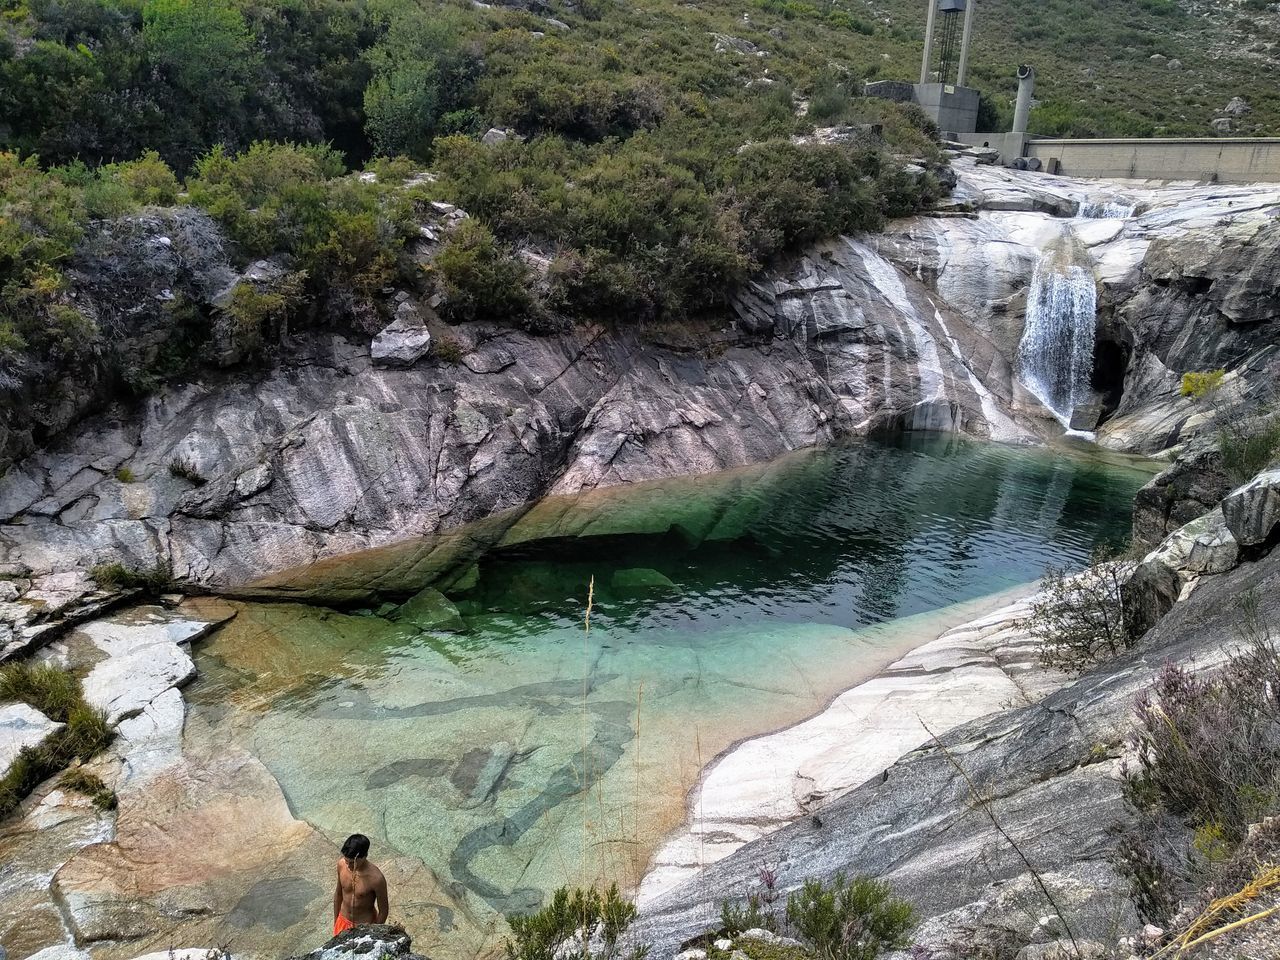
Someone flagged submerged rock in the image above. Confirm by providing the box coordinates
[609,567,677,595]
[391,587,465,632]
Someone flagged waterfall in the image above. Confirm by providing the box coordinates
[1016,257,1098,424]
[1080,199,1135,219]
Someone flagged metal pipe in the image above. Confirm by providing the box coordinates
[920,0,938,85]
[1013,63,1035,134]
[956,0,976,86]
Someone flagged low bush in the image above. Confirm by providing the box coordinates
[1027,545,1135,673]
[786,874,915,960]
[721,866,782,934]
[1180,369,1225,400]
[434,334,465,364]
[506,884,644,960]
[1127,643,1280,843]
[433,220,533,323]
[89,561,175,592]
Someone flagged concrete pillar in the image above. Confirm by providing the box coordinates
[920,0,938,85]
[956,0,976,86]
[1013,64,1035,134]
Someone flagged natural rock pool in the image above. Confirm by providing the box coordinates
[178,435,1153,956]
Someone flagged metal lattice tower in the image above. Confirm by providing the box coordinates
[919,0,977,87]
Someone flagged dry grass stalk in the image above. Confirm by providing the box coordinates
[1152,864,1280,958]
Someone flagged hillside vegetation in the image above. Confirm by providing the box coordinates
[1,0,1276,410]
[875,0,1280,137]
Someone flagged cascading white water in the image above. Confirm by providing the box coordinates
[1016,257,1098,424]
[1080,199,1136,219]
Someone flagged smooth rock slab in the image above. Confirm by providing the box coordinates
[80,639,194,724]
[0,703,63,776]
[77,609,224,723]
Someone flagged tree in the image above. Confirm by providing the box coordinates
[362,6,474,157]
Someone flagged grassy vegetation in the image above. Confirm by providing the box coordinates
[0,661,115,819]
[876,0,1280,138]
[1219,412,1280,485]
[60,767,118,810]
[2,0,1272,409]
[89,560,175,592]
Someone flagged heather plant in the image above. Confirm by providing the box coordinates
[785,874,915,960]
[1027,544,1136,673]
[505,884,646,960]
[721,867,782,934]
[1125,591,1280,841]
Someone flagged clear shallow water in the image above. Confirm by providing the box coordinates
[186,435,1153,953]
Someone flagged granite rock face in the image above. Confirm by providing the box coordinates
[635,549,1280,959]
[0,237,1049,597]
[1221,466,1280,548]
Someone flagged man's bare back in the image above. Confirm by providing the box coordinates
[333,834,389,933]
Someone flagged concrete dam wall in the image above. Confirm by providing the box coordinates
[958,134,1280,183]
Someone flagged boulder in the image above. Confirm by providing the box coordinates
[1123,507,1239,636]
[291,925,427,960]
[1224,96,1251,117]
[481,128,511,145]
[1221,466,1280,548]
[371,306,433,367]
[1131,447,1233,548]
[1211,117,1232,135]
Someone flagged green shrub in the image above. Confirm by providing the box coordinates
[434,220,532,322]
[221,271,307,355]
[115,466,137,483]
[89,561,175,592]
[721,894,778,935]
[785,874,915,960]
[1180,369,1225,399]
[505,885,644,960]
[434,334,465,364]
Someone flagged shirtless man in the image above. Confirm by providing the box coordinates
[333,834,390,935]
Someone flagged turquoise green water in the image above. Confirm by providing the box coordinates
[185,435,1153,953]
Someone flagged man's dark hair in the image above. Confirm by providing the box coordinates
[342,834,371,859]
